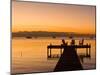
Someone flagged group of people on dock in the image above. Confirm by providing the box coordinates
[62,38,84,45]
[49,38,85,47]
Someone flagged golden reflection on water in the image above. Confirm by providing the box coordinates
[12,38,96,74]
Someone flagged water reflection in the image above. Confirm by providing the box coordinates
[12,37,96,74]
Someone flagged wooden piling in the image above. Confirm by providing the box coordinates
[50,48,51,58]
[86,48,88,56]
[89,45,91,58]
[47,48,49,58]
[86,43,89,56]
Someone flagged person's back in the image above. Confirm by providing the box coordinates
[79,38,84,45]
[71,39,75,45]
[62,39,68,45]
[62,39,66,45]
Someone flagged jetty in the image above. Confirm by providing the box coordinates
[47,39,91,71]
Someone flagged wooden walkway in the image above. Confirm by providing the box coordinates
[47,40,91,71]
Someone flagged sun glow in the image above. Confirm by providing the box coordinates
[12,1,96,34]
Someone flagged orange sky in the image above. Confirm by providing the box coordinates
[12,1,96,34]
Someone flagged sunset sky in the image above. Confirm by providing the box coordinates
[12,1,96,34]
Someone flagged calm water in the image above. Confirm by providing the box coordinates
[12,37,96,74]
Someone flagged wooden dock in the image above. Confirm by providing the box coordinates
[47,44,91,59]
[47,39,91,71]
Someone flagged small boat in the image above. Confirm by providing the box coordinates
[26,36,32,39]
[69,36,73,39]
[90,36,95,39]
[52,36,56,39]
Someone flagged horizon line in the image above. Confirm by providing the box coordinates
[12,31,96,35]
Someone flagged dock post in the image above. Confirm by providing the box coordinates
[89,44,91,58]
[89,48,90,56]
[50,48,51,58]
[86,48,88,56]
[47,48,49,58]
[86,43,88,56]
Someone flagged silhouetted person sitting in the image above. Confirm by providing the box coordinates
[62,39,67,45]
[79,38,84,45]
[71,39,75,45]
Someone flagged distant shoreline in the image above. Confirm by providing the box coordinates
[12,31,95,39]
